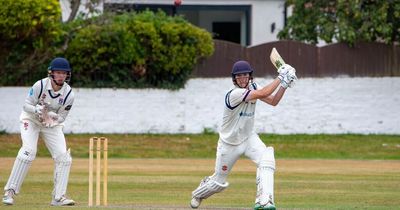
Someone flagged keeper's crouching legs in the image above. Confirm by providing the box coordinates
[3,147,36,205]
[51,149,75,206]
[254,147,276,210]
[190,176,229,209]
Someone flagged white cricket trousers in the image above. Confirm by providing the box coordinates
[20,120,67,159]
[212,133,275,183]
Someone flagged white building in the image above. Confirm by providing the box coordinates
[60,0,287,46]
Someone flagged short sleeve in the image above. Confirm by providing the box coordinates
[25,80,43,106]
[56,88,74,123]
[225,88,251,110]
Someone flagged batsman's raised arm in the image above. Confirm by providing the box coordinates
[259,86,286,106]
[244,78,281,101]
[244,63,297,103]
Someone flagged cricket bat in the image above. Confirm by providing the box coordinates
[269,47,285,70]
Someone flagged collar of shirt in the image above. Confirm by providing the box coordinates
[45,77,66,95]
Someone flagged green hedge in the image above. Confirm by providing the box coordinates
[0,0,63,85]
[0,1,214,89]
[64,11,213,88]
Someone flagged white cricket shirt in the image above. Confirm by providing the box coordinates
[20,77,74,125]
[219,82,259,145]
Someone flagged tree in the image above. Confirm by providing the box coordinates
[60,0,102,22]
[278,0,400,45]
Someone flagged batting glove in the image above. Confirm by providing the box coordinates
[280,77,290,88]
[277,64,295,81]
[283,69,298,88]
[278,64,294,75]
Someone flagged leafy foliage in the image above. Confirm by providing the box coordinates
[64,11,214,88]
[0,4,214,89]
[279,0,400,45]
[0,0,63,85]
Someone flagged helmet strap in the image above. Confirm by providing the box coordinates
[51,76,64,87]
[48,71,68,87]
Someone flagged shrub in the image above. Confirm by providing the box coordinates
[0,0,63,85]
[0,7,214,89]
[64,11,214,88]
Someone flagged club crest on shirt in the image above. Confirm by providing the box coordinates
[58,98,64,105]
[23,122,29,130]
[29,88,33,96]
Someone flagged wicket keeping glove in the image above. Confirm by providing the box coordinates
[42,111,59,128]
[47,111,59,121]
[34,104,45,115]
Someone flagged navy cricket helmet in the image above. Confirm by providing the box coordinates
[231,60,253,78]
[48,57,71,71]
[48,57,72,85]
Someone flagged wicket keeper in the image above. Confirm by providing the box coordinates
[2,57,75,206]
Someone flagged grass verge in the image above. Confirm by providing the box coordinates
[0,133,399,159]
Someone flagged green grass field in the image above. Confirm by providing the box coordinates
[1,133,400,159]
[0,134,399,209]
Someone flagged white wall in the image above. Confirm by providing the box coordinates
[1,77,399,134]
[251,0,285,46]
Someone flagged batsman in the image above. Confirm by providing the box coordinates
[2,57,75,206]
[190,60,297,210]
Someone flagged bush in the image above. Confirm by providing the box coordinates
[0,0,63,85]
[64,11,214,88]
[0,7,214,89]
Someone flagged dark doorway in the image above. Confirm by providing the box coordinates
[213,22,240,44]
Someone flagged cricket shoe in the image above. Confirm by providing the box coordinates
[2,189,16,205]
[50,195,75,206]
[254,201,276,210]
[190,197,202,209]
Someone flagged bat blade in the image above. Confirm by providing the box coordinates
[270,47,286,70]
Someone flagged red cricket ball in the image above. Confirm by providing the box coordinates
[174,0,182,6]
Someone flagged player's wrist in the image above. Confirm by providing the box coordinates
[280,79,289,88]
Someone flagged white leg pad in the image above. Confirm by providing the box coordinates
[256,147,275,205]
[53,149,72,200]
[192,177,229,199]
[4,147,36,194]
